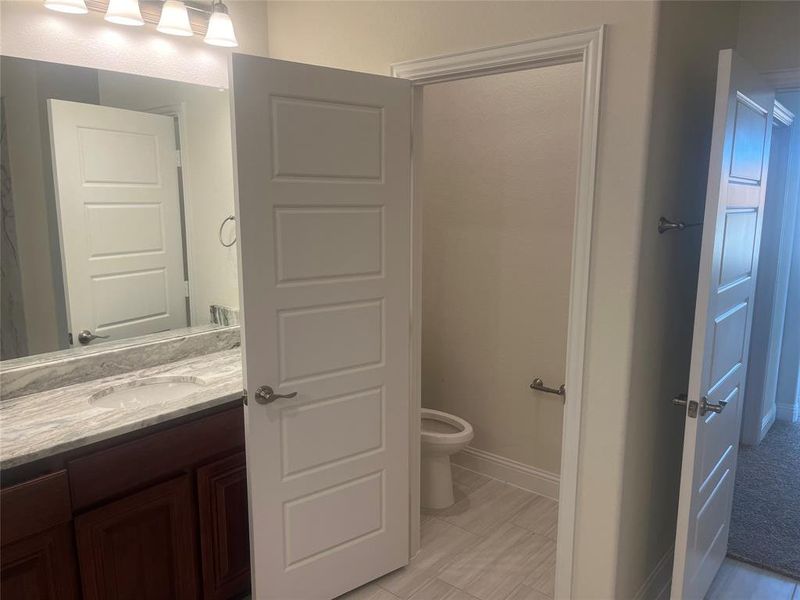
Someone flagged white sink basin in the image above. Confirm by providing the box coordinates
[89,377,207,409]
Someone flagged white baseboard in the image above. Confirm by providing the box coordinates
[634,546,673,600]
[451,446,559,500]
[760,404,777,441]
[776,401,799,423]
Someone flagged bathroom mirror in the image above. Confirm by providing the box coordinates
[0,56,239,363]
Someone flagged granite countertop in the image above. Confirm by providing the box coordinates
[0,349,244,470]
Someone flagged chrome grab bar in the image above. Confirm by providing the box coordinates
[530,377,565,398]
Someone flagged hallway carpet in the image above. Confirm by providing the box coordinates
[728,421,800,580]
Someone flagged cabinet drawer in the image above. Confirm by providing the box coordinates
[0,471,71,545]
[68,406,244,511]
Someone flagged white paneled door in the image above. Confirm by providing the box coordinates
[230,55,411,599]
[49,100,187,346]
[671,50,775,600]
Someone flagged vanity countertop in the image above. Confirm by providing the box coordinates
[0,349,243,470]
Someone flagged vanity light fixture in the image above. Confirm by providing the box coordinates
[44,0,88,14]
[157,0,193,36]
[204,0,237,47]
[104,0,144,25]
[42,0,239,48]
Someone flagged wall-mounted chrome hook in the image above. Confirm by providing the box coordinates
[658,216,702,234]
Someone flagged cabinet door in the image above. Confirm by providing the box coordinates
[1,524,80,600]
[75,474,198,600]
[197,452,250,600]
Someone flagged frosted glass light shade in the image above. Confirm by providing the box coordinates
[157,0,193,36]
[204,6,238,47]
[43,0,88,14]
[104,0,143,25]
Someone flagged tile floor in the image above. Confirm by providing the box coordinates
[338,465,557,600]
[706,558,800,600]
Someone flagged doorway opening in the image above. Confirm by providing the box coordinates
[390,29,603,600]
[381,60,582,600]
[721,89,800,589]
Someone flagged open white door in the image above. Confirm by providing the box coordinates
[49,100,187,346]
[230,55,411,599]
[671,50,775,600]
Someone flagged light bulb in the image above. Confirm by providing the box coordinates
[104,0,144,25]
[43,0,88,14]
[157,0,193,37]
[204,1,238,47]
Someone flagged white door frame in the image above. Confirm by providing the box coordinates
[392,26,604,600]
[144,102,197,325]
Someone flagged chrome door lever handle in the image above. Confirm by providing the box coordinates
[77,329,110,345]
[254,385,297,405]
[675,393,727,417]
[700,396,727,416]
[672,393,688,407]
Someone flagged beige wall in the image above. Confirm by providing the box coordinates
[615,2,741,597]
[98,74,240,324]
[267,2,661,596]
[420,64,581,475]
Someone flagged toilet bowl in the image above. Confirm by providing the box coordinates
[421,408,474,509]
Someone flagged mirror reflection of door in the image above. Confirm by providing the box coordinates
[49,100,188,347]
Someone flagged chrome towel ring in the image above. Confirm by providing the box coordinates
[219,215,237,247]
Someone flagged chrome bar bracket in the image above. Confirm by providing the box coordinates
[658,216,703,234]
[530,377,566,399]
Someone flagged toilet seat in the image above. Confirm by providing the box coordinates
[421,408,473,446]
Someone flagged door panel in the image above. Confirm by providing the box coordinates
[48,100,187,345]
[671,50,775,600]
[231,54,411,599]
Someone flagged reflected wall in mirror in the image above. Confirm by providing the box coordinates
[0,56,239,361]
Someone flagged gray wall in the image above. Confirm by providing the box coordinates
[0,57,100,355]
[616,2,741,596]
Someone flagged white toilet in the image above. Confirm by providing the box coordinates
[421,408,474,509]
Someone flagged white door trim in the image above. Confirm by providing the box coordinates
[392,26,604,600]
[144,102,196,326]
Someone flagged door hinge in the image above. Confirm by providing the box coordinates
[184,280,190,297]
[175,149,182,167]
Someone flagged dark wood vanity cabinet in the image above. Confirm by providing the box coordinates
[197,452,250,600]
[75,475,199,600]
[1,404,250,600]
[0,523,81,600]
[0,471,81,600]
